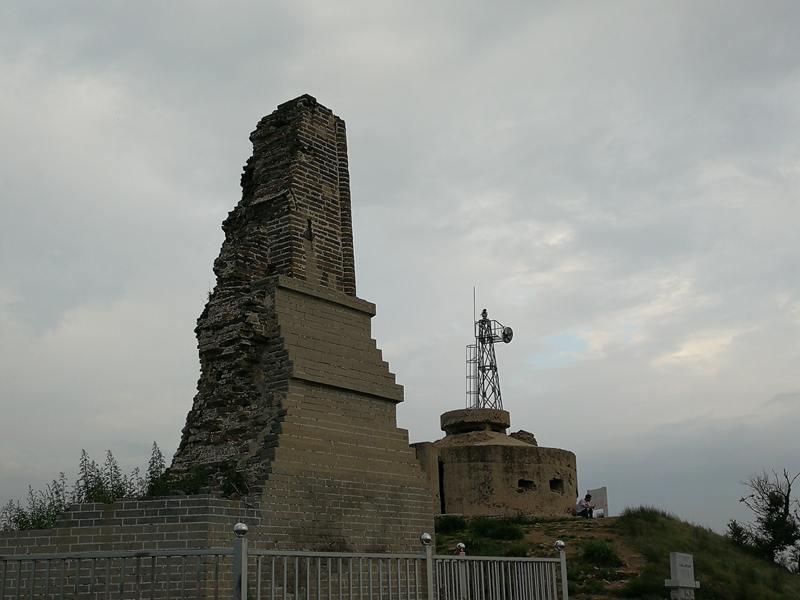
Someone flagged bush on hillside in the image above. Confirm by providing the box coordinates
[617,505,800,599]
[502,542,529,557]
[436,515,466,534]
[580,539,623,567]
[734,469,800,566]
[468,517,524,540]
[619,505,675,522]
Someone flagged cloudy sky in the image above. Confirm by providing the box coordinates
[1,1,798,533]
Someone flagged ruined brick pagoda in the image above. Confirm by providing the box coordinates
[169,95,434,551]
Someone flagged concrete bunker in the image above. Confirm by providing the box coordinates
[413,408,577,518]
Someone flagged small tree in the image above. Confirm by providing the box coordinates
[74,449,103,503]
[102,450,127,501]
[727,518,750,548]
[74,449,138,504]
[730,469,800,565]
[128,467,146,498]
[146,443,165,486]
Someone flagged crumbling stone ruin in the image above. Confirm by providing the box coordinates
[0,95,433,561]
[1,95,577,567]
[168,95,434,550]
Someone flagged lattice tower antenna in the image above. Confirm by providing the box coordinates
[465,308,513,409]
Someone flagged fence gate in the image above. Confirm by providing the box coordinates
[0,525,568,600]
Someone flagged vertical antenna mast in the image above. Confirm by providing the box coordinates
[473,286,476,324]
[466,288,478,408]
[465,308,513,409]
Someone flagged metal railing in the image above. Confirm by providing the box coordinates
[433,556,564,600]
[1,525,568,600]
[246,551,427,600]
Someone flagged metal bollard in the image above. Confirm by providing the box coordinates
[233,523,249,600]
[555,540,569,600]
[420,532,434,599]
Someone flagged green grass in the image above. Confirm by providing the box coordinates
[468,517,524,540]
[581,539,623,567]
[614,506,800,599]
[435,516,531,556]
[435,515,466,535]
[435,509,800,599]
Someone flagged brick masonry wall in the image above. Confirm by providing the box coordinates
[236,94,355,295]
[0,496,258,555]
[168,95,434,551]
[229,279,431,552]
[255,380,433,551]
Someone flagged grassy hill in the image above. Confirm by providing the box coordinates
[435,507,800,599]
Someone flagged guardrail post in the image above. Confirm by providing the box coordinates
[233,523,249,600]
[420,533,434,600]
[555,540,568,600]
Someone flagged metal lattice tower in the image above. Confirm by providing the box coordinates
[466,308,513,409]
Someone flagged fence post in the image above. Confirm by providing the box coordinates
[555,540,568,600]
[420,533,434,600]
[233,522,249,600]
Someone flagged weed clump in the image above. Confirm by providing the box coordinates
[580,539,623,567]
[436,515,466,535]
[502,542,529,557]
[469,517,524,540]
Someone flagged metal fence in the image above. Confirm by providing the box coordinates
[433,556,564,600]
[246,551,426,600]
[1,525,568,600]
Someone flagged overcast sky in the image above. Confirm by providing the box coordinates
[1,1,799,533]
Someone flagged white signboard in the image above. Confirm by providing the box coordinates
[664,552,700,599]
[587,486,608,516]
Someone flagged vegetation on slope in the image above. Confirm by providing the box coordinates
[435,507,800,599]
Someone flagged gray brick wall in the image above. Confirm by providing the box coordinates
[0,496,258,555]
[166,96,434,552]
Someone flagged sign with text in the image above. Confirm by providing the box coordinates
[665,552,700,599]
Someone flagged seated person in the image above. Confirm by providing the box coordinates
[576,493,594,518]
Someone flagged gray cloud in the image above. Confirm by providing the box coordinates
[2,1,799,534]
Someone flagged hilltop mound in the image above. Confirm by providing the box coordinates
[436,507,800,599]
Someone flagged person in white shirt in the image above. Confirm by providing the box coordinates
[576,493,594,518]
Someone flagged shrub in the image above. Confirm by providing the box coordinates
[619,505,675,522]
[221,468,249,497]
[2,443,166,532]
[469,517,524,540]
[503,543,529,557]
[462,537,505,556]
[580,539,623,567]
[145,442,167,495]
[169,467,210,495]
[1,474,69,531]
[74,450,144,504]
[436,515,466,534]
